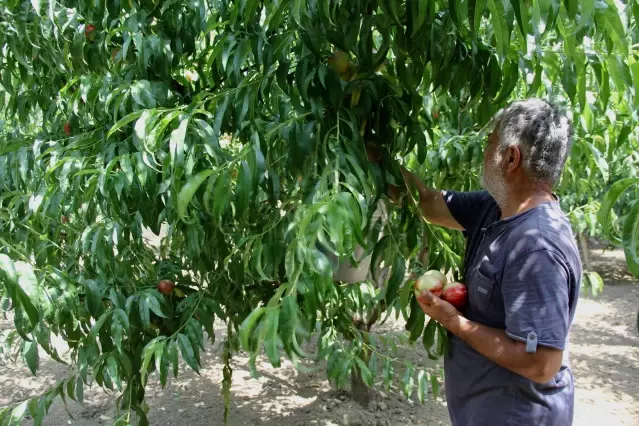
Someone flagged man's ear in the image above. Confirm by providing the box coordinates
[505,145,521,172]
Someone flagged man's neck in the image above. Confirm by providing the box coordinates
[499,187,555,220]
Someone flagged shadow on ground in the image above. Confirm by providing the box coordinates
[5,320,448,426]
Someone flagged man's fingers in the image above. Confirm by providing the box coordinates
[416,289,438,305]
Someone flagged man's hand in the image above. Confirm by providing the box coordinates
[418,289,563,384]
[416,289,459,326]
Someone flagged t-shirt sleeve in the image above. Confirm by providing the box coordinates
[501,249,572,352]
[441,190,493,233]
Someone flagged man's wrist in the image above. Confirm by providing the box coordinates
[442,311,470,337]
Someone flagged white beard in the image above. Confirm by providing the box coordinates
[480,153,509,208]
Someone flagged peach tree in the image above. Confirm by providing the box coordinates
[0,0,637,424]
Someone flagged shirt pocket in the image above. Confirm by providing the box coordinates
[469,268,495,315]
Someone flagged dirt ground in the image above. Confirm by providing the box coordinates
[1,243,638,426]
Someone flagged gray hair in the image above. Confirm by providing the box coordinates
[492,98,574,185]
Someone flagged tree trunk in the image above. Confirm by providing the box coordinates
[350,320,374,408]
[340,204,388,407]
[579,233,592,272]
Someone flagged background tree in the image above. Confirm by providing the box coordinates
[0,0,638,425]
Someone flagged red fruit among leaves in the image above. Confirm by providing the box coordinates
[85,24,96,40]
[157,280,175,296]
[61,215,68,224]
[64,122,71,136]
[442,282,468,310]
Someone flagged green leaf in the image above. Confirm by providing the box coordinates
[580,0,595,27]
[622,202,639,278]
[239,307,267,350]
[402,364,414,398]
[0,254,17,284]
[562,61,577,103]
[194,119,223,159]
[138,298,151,330]
[598,178,638,246]
[145,294,168,318]
[487,0,508,60]
[134,406,150,426]
[630,63,639,108]
[203,171,218,216]
[252,238,269,281]
[532,0,550,36]
[76,376,84,403]
[473,0,487,36]
[415,0,429,34]
[382,358,393,391]
[607,54,632,92]
[583,271,604,297]
[10,401,29,424]
[493,59,518,103]
[335,355,353,388]
[511,0,529,37]
[170,118,189,169]
[28,397,46,426]
[354,357,373,388]
[30,0,41,14]
[422,318,438,359]
[89,310,112,341]
[23,341,39,375]
[107,355,122,390]
[178,333,200,373]
[408,306,426,343]
[235,160,252,216]
[120,154,134,185]
[263,309,281,367]
[369,235,390,280]
[385,253,405,305]
[417,370,428,403]
[583,141,609,182]
[278,295,300,354]
[177,169,215,222]
[153,340,166,382]
[83,279,102,319]
[528,63,542,96]
[601,2,629,56]
[15,285,39,330]
[399,278,414,316]
[213,169,231,220]
[168,339,179,378]
[430,373,440,399]
[436,321,449,356]
[368,352,378,380]
[111,309,129,349]
[159,346,170,388]
[134,110,153,145]
[108,110,146,137]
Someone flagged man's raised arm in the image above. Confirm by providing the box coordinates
[400,166,464,231]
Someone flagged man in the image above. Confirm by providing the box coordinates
[401,99,581,425]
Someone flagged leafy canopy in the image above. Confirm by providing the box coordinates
[1,0,638,425]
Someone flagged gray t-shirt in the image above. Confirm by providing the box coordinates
[442,190,582,426]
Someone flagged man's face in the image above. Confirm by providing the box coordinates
[480,132,509,205]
